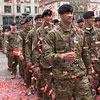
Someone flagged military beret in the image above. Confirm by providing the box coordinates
[20,20,24,25]
[95,17,100,22]
[3,25,11,32]
[10,22,16,26]
[35,14,42,20]
[42,9,52,17]
[83,11,94,19]
[58,4,73,14]
[77,18,84,23]
[53,19,59,24]
[24,16,32,24]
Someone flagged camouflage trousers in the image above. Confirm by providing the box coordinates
[24,65,32,88]
[7,51,18,75]
[54,76,93,100]
[19,60,26,79]
[37,68,53,100]
[92,62,100,95]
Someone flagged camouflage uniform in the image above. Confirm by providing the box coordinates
[3,30,18,75]
[18,28,31,86]
[40,24,93,100]
[25,22,53,99]
[82,26,100,96]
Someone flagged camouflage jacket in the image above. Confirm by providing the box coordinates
[18,28,31,59]
[25,22,53,67]
[3,30,18,51]
[82,26,100,73]
[40,24,88,80]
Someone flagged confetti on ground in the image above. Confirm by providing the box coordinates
[0,76,38,100]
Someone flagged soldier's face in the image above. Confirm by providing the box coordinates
[10,25,16,31]
[95,21,100,28]
[43,15,52,23]
[25,21,32,30]
[86,16,95,26]
[35,18,43,27]
[60,12,73,24]
[78,22,84,28]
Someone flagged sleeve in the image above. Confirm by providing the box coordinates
[17,32,23,52]
[3,34,9,50]
[25,31,34,62]
[39,31,63,69]
[81,33,92,75]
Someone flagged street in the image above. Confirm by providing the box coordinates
[0,52,37,100]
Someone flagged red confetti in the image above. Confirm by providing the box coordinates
[29,70,33,73]
[39,49,42,53]
[92,7,97,11]
[63,71,68,75]
[98,87,100,91]
[44,84,48,92]
[90,64,95,73]
[48,89,54,95]
[8,0,12,3]
[16,1,21,5]
[72,75,77,79]
[39,37,43,41]
[31,77,37,81]
[92,88,96,92]
[83,47,88,49]
[95,41,100,44]
[49,72,53,76]
[75,27,81,32]
[41,5,45,9]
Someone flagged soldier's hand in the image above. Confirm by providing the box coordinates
[3,50,7,54]
[19,55,24,61]
[61,52,77,62]
[34,67,40,77]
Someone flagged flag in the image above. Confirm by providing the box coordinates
[13,49,23,56]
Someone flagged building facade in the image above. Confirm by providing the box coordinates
[87,2,100,17]
[0,0,39,26]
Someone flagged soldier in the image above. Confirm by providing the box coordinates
[18,20,25,79]
[95,17,100,28]
[3,23,18,78]
[18,16,32,94]
[40,4,93,100]
[82,11,100,97]
[25,9,54,99]
[77,18,84,29]
[53,19,60,26]
[34,14,43,30]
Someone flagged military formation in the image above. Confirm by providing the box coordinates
[1,3,100,100]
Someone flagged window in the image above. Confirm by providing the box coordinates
[4,6,11,13]
[57,2,60,8]
[34,0,38,3]
[35,6,38,13]
[17,6,21,13]
[25,6,31,13]
[4,0,9,2]
[16,0,20,1]
[3,16,14,25]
